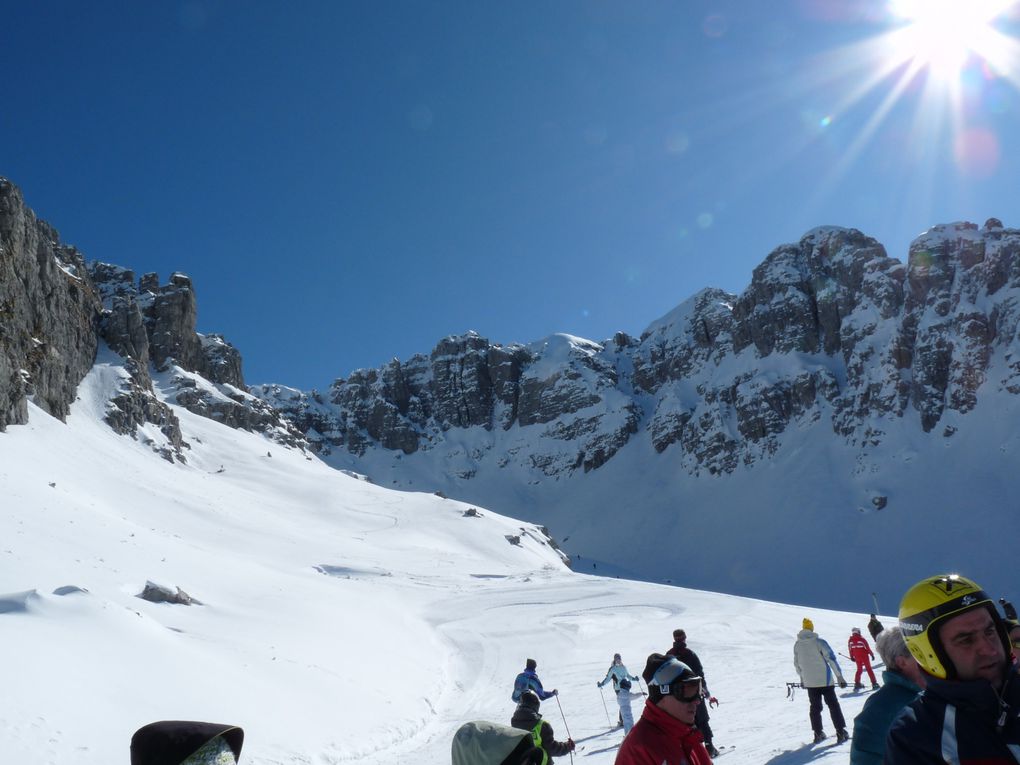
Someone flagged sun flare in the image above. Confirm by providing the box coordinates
[888,0,1016,81]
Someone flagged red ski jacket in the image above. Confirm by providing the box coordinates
[614,700,713,765]
[848,633,874,662]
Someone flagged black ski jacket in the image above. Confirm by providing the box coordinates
[886,666,1020,765]
[510,708,572,762]
[667,642,708,693]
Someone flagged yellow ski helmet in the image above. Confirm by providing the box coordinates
[898,573,1009,679]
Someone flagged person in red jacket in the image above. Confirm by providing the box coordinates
[848,627,879,690]
[614,653,713,765]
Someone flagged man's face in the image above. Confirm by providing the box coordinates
[659,693,700,725]
[939,607,1006,687]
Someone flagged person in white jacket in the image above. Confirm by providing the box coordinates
[793,617,849,744]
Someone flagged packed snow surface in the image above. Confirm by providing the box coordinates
[3,362,900,764]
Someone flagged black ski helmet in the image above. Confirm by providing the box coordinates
[619,678,632,691]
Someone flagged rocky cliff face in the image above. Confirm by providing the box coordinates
[0,178,303,455]
[258,221,1020,484]
[0,180,102,428]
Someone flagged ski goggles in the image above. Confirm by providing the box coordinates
[650,658,703,702]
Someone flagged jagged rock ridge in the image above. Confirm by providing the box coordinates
[257,220,1020,480]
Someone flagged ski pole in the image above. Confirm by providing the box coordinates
[597,685,612,726]
[554,693,574,765]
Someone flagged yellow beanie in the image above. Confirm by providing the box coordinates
[802,618,814,631]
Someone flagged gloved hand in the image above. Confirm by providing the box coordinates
[596,681,602,688]
[838,679,847,689]
[708,696,719,708]
[567,738,576,751]
[553,689,559,696]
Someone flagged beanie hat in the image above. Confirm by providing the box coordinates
[131,721,243,765]
[519,689,541,712]
[802,618,814,631]
[852,627,861,635]
[619,678,632,691]
[525,658,537,671]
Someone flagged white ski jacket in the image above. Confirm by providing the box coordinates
[793,628,845,688]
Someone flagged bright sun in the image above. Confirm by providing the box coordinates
[888,0,1016,81]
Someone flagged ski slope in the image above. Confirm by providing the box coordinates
[1,356,899,764]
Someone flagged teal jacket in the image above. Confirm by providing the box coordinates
[849,669,921,765]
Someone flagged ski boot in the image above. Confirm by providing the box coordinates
[872,683,880,690]
[836,729,850,744]
[853,682,863,690]
[813,730,826,744]
[706,743,720,757]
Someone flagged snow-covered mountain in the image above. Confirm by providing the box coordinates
[256,223,1020,611]
[3,175,1017,615]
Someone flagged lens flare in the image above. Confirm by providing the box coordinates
[887,0,1017,82]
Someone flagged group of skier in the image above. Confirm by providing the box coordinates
[495,628,722,764]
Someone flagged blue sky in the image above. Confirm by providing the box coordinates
[4,1,1020,390]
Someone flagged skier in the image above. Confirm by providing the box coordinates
[848,627,879,690]
[512,658,557,702]
[867,614,884,640]
[130,721,244,765]
[615,654,713,765]
[598,652,641,693]
[794,617,850,744]
[616,677,645,734]
[452,720,545,765]
[510,690,575,764]
[666,628,720,757]
[597,653,640,726]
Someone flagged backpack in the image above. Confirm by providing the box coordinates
[452,720,542,765]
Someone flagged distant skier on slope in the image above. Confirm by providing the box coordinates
[666,628,720,757]
[598,653,640,726]
[512,658,558,702]
[510,690,575,763]
[848,627,879,690]
[598,652,641,692]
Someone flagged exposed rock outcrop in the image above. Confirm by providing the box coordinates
[0,179,102,428]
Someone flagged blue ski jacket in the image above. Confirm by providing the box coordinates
[513,669,555,701]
